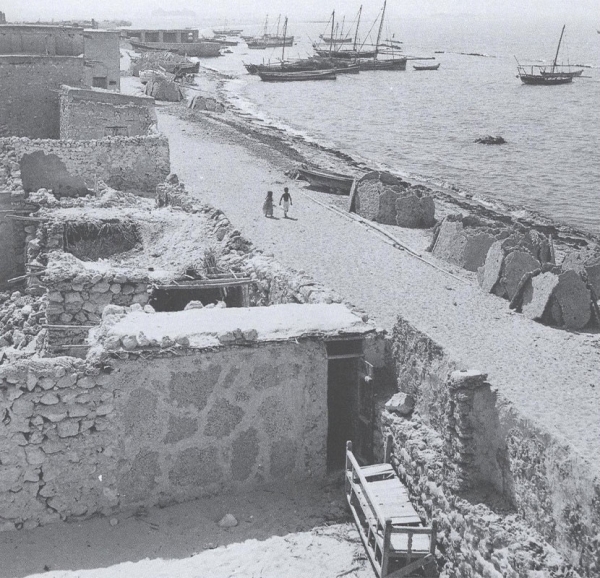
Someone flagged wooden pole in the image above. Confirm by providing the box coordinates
[552,25,566,73]
[329,10,335,56]
[375,0,387,59]
[281,17,288,62]
[353,5,363,52]
[384,434,393,463]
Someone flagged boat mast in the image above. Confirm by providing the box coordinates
[552,24,566,73]
[262,15,269,39]
[281,17,288,61]
[375,0,387,59]
[276,14,281,38]
[329,10,335,56]
[353,5,363,52]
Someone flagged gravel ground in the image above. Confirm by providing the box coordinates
[156,105,600,472]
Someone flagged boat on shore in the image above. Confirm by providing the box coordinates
[516,25,579,85]
[129,39,221,58]
[245,57,359,75]
[296,165,355,194]
[245,15,295,49]
[257,68,337,82]
[413,62,440,71]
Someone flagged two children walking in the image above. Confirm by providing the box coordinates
[263,187,293,219]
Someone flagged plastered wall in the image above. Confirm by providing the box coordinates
[0,56,84,139]
[0,340,328,530]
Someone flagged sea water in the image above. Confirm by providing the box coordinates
[204,14,600,234]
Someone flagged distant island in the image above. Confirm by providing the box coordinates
[151,8,198,19]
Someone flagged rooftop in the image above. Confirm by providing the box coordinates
[104,303,374,349]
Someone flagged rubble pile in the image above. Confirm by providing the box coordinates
[145,78,184,102]
[130,51,192,77]
[352,171,436,228]
[0,291,46,350]
[477,229,553,300]
[188,95,226,113]
[561,246,600,297]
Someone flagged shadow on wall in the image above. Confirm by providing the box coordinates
[20,150,89,197]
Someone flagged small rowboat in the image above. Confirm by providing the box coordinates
[413,62,440,71]
[296,165,355,194]
[257,68,337,82]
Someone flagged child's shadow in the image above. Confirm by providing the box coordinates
[268,216,280,220]
[284,216,298,221]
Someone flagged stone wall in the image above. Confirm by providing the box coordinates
[0,135,170,196]
[60,86,156,140]
[0,26,84,56]
[380,318,600,576]
[0,339,328,530]
[0,56,84,139]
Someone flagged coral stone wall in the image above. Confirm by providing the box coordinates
[0,135,170,195]
[60,87,156,140]
[381,319,600,577]
[0,340,328,530]
[0,56,84,139]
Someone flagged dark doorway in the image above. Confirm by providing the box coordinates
[327,357,358,471]
[150,286,244,312]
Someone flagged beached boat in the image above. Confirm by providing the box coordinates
[413,62,440,70]
[296,165,355,194]
[125,29,222,58]
[257,68,337,82]
[516,26,577,85]
[129,39,221,58]
[244,58,358,75]
[320,35,353,44]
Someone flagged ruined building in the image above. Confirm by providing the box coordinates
[0,25,120,138]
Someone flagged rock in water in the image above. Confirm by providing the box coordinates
[475,135,506,145]
[218,514,238,528]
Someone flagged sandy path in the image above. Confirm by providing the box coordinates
[2,481,370,578]
[157,108,600,470]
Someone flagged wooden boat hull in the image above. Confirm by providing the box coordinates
[320,35,353,43]
[413,63,440,70]
[519,73,573,85]
[315,48,377,59]
[297,166,355,194]
[257,69,337,82]
[212,29,243,36]
[540,69,583,78]
[247,36,294,48]
[130,40,221,57]
[358,58,407,71]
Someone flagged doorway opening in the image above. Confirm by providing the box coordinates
[326,338,367,471]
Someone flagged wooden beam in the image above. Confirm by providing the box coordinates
[385,554,433,578]
[43,325,95,330]
[156,279,253,290]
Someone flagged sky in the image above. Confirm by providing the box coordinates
[3,0,600,24]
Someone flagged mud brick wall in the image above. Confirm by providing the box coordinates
[82,31,120,91]
[0,56,84,139]
[0,340,328,530]
[2,134,170,195]
[382,319,600,576]
[60,87,156,140]
[0,26,84,56]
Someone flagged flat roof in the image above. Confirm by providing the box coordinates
[104,304,373,349]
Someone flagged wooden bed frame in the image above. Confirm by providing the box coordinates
[345,438,437,577]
